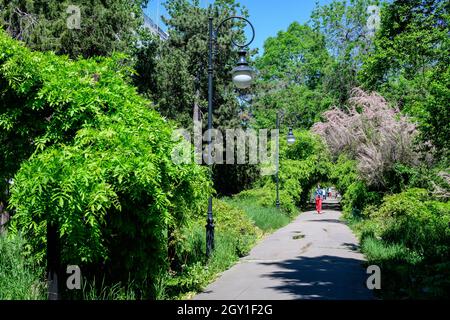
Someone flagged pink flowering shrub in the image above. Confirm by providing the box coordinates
[313,88,426,188]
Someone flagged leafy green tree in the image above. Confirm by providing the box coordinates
[360,0,450,158]
[0,0,148,58]
[133,31,160,97]
[251,82,335,130]
[152,0,261,196]
[311,0,381,103]
[421,64,450,160]
[1,30,211,296]
[361,0,449,89]
[153,0,249,129]
[252,22,335,130]
[256,22,330,89]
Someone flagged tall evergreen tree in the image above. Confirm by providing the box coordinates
[0,0,149,58]
[153,0,250,129]
[151,0,258,195]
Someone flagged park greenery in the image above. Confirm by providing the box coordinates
[0,0,449,300]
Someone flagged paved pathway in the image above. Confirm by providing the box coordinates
[194,201,373,300]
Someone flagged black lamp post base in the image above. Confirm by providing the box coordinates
[47,222,61,300]
[206,221,215,258]
[47,272,60,300]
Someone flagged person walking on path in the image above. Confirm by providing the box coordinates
[315,185,323,214]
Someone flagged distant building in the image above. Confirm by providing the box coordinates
[143,13,168,41]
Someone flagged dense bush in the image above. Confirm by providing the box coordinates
[350,188,450,299]
[175,199,261,264]
[341,181,382,217]
[373,189,450,260]
[0,30,138,199]
[212,199,262,257]
[243,129,332,214]
[0,30,211,297]
[165,199,260,299]
[331,153,448,219]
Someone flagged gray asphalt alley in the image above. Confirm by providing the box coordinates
[194,200,373,300]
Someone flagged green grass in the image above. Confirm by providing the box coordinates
[0,233,140,301]
[346,216,449,299]
[164,224,246,300]
[0,233,46,300]
[0,195,296,301]
[162,196,296,300]
[223,197,291,232]
[361,236,422,265]
[81,277,137,300]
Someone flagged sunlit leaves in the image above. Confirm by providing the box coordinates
[1,31,212,283]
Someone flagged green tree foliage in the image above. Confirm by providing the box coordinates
[241,130,332,214]
[252,84,336,130]
[0,30,211,295]
[256,22,330,89]
[253,22,335,129]
[0,0,148,58]
[423,66,450,159]
[163,199,260,299]
[311,0,381,103]
[360,0,450,158]
[374,189,450,258]
[133,31,159,97]
[0,30,134,202]
[153,0,249,129]
[151,0,261,196]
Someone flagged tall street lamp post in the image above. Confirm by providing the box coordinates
[275,111,296,209]
[206,15,256,258]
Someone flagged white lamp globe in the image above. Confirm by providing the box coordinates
[232,68,254,89]
[231,50,254,89]
[287,128,296,145]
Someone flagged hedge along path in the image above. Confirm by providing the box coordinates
[195,198,373,300]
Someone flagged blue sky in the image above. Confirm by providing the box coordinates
[144,0,334,54]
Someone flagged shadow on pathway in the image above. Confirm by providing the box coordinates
[260,255,372,300]
[194,209,373,300]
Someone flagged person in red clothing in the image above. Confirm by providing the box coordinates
[315,185,323,214]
